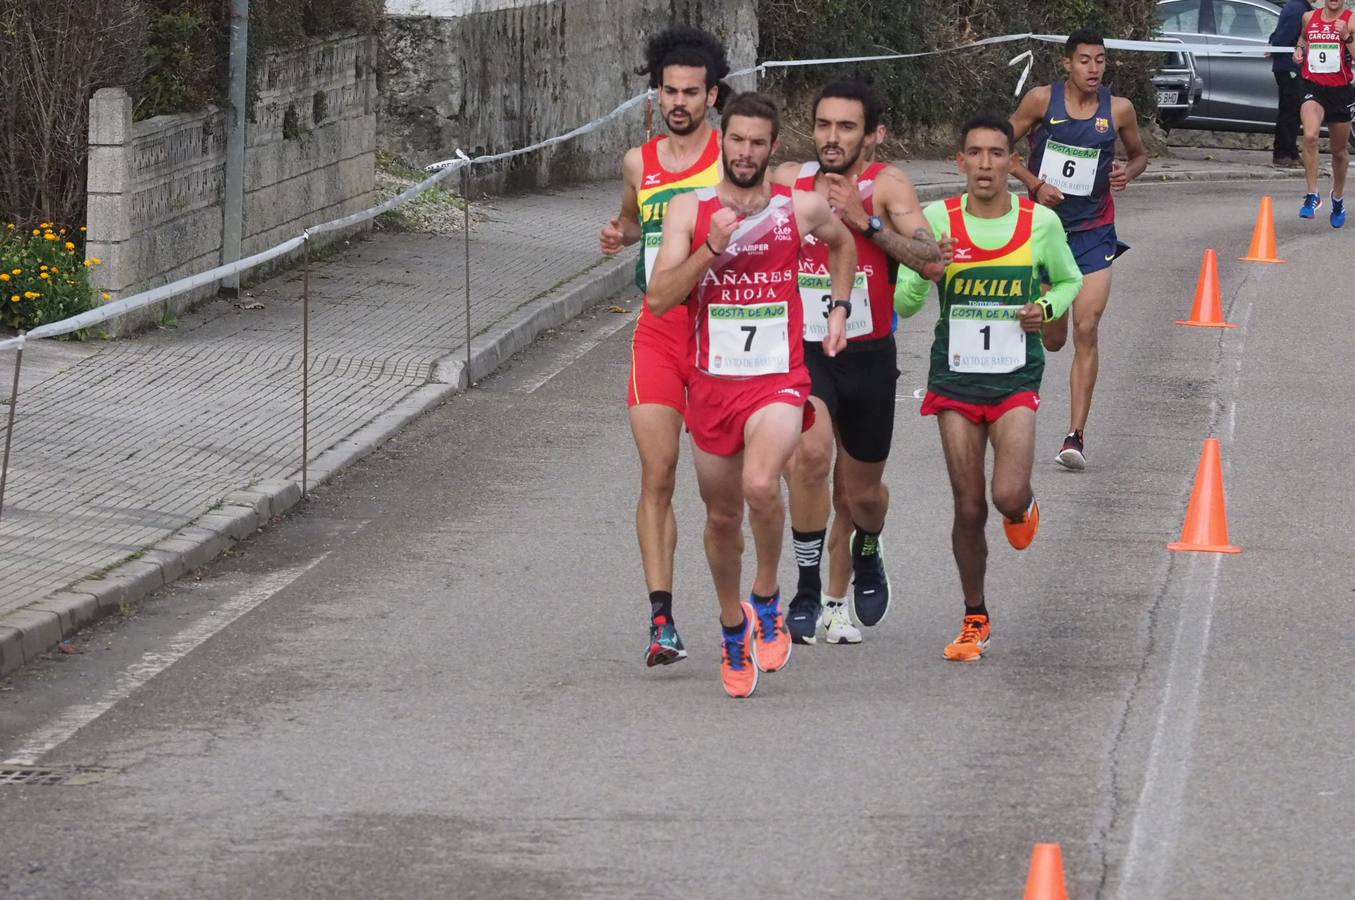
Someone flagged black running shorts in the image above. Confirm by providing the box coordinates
[802,336,900,464]
[1301,80,1355,125]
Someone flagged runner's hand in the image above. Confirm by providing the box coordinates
[1035,181,1064,208]
[924,233,954,283]
[707,208,739,255]
[1110,160,1130,191]
[824,306,848,356]
[1340,20,1351,44]
[1018,303,1045,333]
[824,174,869,231]
[599,218,625,255]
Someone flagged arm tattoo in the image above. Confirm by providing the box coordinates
[872,226,943,275]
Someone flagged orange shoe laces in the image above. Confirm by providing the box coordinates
[955,615,988,644]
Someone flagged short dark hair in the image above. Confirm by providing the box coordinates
[722,92,781,142]
[813,79,884,132]
[958,112,1015,150]
[638,26,731,91]
[1065,28,1106,57]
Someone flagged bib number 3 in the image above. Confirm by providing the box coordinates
[948,305,1027,374]
[798,271,873,341]
[708,302,790,376]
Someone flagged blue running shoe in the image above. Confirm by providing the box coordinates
[786,586,821,645]
[645,616,687,667]
[851,530,892,627]
[1332,195,1346,229]
[1300,193,1321,219]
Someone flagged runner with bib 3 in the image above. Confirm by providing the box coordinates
[895,113,1081,663]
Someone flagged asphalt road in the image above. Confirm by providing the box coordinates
[0,180,1350,899]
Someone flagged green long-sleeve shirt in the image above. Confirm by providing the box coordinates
[894,194,1083,402]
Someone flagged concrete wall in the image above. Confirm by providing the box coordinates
[379,0,759,192]
[86,34,378,332]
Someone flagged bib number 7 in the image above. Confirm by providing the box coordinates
[707,302,790,376]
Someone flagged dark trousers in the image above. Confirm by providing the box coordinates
[1274,70,1304,160]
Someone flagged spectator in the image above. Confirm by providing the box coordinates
[1271,0,1314,167]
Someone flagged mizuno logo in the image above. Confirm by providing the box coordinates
[776,387,803,398]
[643,173,662,186]
[953,247,973,261]
[1050,117,1070,125]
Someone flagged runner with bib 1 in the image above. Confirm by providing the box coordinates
[948,304,1026,374]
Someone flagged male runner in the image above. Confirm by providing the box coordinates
[647,92,858,698]
[770,79,948,644]
[894,113,1082,662]
[1293,0,1354,226]
[1009,29,1147,470]
[599,26,728,668]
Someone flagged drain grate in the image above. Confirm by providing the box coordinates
[0,765,118,786]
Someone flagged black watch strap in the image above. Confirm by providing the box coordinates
[862,216,883,239]
[829,299,852,317]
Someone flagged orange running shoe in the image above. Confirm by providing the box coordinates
[749,592,792,673]
[720,602,759,698]
[943,614,991,662]
[1002,496,1040,550]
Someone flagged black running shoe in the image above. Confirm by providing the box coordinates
[851,531,891,626]
[786,587,821,645]
[1056,430,1085,470]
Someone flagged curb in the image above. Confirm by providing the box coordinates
[0,254,633,678]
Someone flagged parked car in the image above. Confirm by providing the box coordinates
[1156,0,1287,132]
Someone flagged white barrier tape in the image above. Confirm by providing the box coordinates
[26,235,308,340]
[309,161,464,237]
[1029,33,1294,57]
[1009,50,1035,97]
[0,334,23,353]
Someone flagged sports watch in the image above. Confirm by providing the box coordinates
[829,299,853,318]
[861,215,884,239]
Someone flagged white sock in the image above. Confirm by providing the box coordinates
[821,594,846,608]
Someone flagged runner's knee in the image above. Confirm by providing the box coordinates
[1073,314,1101,347]
[639,457,678,501]
[953,495,987,531]
[704,502,742,537]
[790,433,832,484]
[992,484,1030,521]
[742,471,782,514]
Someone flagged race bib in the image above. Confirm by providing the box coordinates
[707,302,790,376]
[947,305,1027,374]
[643,231,662,285]
[798,271,874,341]
[1037,139,1100,197]
[1309,41,1342,75]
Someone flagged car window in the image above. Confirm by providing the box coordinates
[1212,0,1279,40]
[1158,0,1203,34]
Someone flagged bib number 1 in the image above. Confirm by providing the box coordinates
[948,305,1027,374]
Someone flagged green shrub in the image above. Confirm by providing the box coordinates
[0,223,103,334]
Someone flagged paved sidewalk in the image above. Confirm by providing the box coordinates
[0,151,1303,672]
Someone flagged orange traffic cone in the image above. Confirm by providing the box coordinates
[1169,438,1241,554]
[1176,249,1237,328]
[1239,196,1284,263]
[1024,844,1068,900]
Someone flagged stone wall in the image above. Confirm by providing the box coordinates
[86,33,378,332]
[379,0,759,193]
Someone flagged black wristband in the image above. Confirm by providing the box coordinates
[704,239,718,256]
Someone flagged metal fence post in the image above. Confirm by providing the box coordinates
[0,337,25,524]
[222,0,249,295]
[462,165,472,374]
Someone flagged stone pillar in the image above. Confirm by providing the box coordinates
[85,88,135,305]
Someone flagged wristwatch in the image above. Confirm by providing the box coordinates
[829,299,853,318]
[861,215,884,239]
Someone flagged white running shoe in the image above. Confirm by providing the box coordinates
[823,599,862,645]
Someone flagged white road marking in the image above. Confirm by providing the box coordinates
[3,557,327,766]
[518,311,635,394]
[1115,291,1254,896]
[894,387,926,403]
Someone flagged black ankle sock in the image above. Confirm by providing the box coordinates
[721,616,746,636]
[751,590,778,605]
[965,598,989,620]
[792,528,826,592]
[649,591,673,623]
[852,527,882,558]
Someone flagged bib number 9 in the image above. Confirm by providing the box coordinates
[1309,42,1341,75]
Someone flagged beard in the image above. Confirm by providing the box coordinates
[723,157,770,189]
[664,108,701,136]
[817,142,863,175]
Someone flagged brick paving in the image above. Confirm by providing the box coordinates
[0,182,623,612]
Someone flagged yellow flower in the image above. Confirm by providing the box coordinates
[83,260,92,267]
[11,268,21,275]
[0,274,8,282]
[39,265,47,271]
[10,295,18,303]
[101,292,111,300]
[5,223,13,229]
[43,233,57,241]
[51,266,59,273]
[24,291,39,299]
[91,257,102,265]
[65,241,75,250]
[79,226,87,232]
[39,222,50,229]
[39,272,49,279]
[31,229,40,236]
